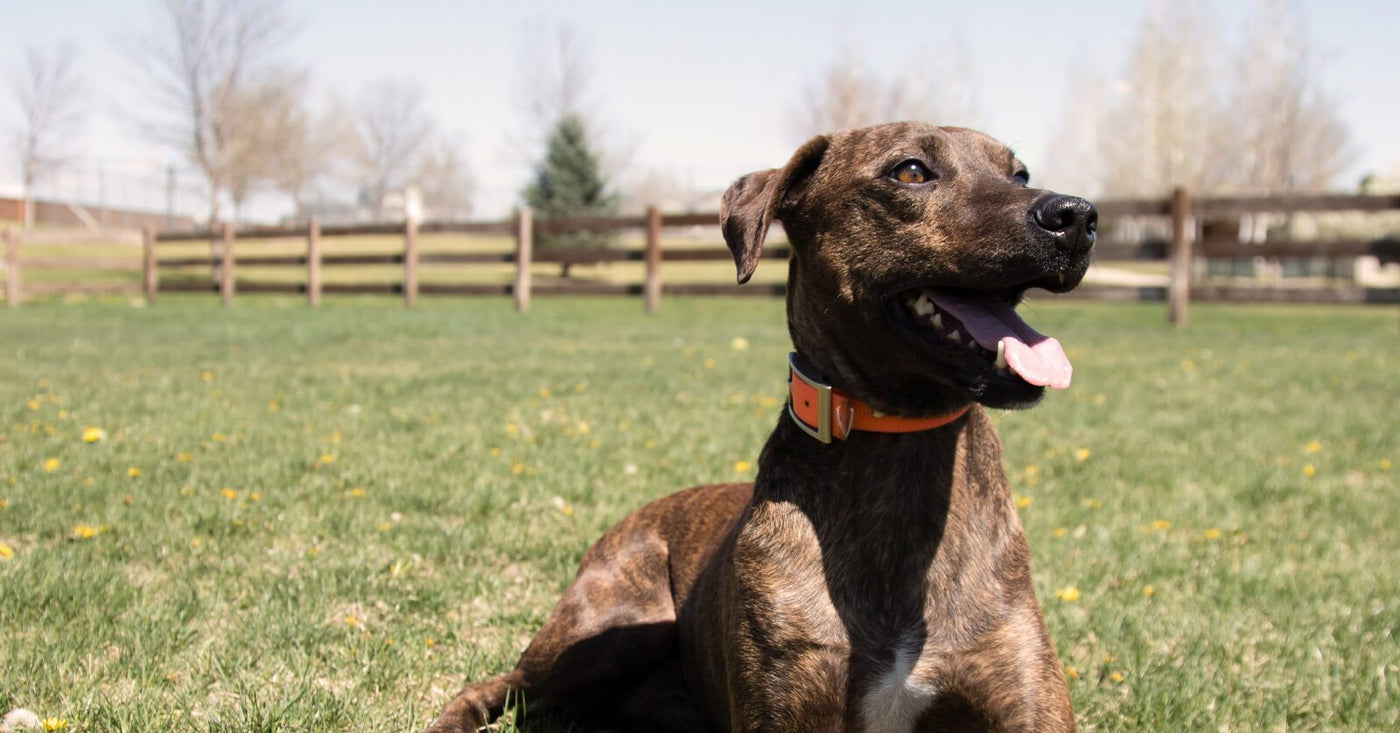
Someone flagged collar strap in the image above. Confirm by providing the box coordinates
[787,352,969,443]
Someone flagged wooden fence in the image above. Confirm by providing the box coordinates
[5,192,1399,324]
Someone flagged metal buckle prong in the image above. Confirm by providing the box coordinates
[788,352,833,443]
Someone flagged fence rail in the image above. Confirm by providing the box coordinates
[5,191,1399,321]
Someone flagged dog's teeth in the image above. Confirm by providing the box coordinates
[946,329,963,344]
[994,340,1008,370]
[913,296,934,316]
[931,313,944,331]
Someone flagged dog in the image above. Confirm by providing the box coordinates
[429,122,1096,732]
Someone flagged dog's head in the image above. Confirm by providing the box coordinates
[721,122,1095,413]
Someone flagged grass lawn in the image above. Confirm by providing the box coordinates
[1,295,1396,731]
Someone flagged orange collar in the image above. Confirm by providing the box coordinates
[787,353,969,443]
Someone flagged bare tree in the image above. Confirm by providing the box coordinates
[789,40,980,140]
[1042,64,1107,198]
[134,0,293,225]
[352,79,433,220]
[511,21,595,159]
[1098,0,1228,198]
[267,92,351,219]
[413,135,474,220]
[1224,0,1351,193]
[6,42,85,228]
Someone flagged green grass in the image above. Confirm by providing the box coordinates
[1,296,1397,731]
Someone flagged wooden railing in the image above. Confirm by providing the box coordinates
[5,193,1398,322]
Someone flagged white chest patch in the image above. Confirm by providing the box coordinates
[859,637,942,733]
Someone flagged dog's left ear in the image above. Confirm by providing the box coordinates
[720,135,829,284]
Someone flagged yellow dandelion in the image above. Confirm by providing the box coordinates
[1180,359,1195,372]
[574,383,587,393]
[1082,498,1102,509]
[58,410,68,419]
[0,498,8,509]
[43,458,60,472]
[331,431,342,444]
[348,488,365,498]
[123,494,133,506]
[82,477,95,486]
[378,522,392,532]
[510,463,524,476]
[177,452,193,462]
[576,421,590,434]
[730,337,750,351]
[72,524,101,540]
[344,616,360,627]
[1303,463,1316,478]
[1074,447,1091,462]
[1143,585,1155,597]
[1065,665,1080,680]
[1204,528,1221,540]
[127,467,142,478]
[82,427,106,443]
[489,447,502,456]
[1304,440,1323,454]
[1025,464,1038,476]
[318,453,337,465]
[1052,527,1069,538]
[1016,495,1034,508]
[758,396,780,408]
[220,488,238,500]
[1151,519,1171,531]
[1380,458,1392,471]
[211,433,228,443]
[704,358,716,369]
[644,439,656,449]
[506,423,519,436]
[41,718,69,731]
[201,371,213,382]
[1109,671,1125,683]
[734,460,752,473]
[248,492,262,502]
[27,400,41,411]
[539,387,551,398]
[426,638,435,648]
[0,543,15,560]
[1055,586,1080,602]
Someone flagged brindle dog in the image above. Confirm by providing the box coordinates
[430,122,1096,732]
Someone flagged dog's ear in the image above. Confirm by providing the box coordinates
[720,135,829,284]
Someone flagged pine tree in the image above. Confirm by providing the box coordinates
[523,114,618,275]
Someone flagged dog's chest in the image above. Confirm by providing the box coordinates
[857,633,946,732]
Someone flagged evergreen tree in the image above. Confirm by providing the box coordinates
[523,114,618,275]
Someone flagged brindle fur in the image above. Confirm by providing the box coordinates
[430,122,1095,732]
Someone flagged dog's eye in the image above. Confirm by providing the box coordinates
[1012,169,1030,186]
[889,160,933,184]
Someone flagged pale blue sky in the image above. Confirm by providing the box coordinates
[6,0,1399,218]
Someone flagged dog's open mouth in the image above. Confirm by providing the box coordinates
[898,288,1072,389]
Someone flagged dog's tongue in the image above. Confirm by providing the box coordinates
[926,290,1073,389]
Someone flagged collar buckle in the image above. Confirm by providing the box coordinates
[788,352,833,443]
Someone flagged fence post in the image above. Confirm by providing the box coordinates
[142,228,157,306]
[3,228,18,307]
[307,217,322,308]
[514,207,533,313]
[644,206,662,314]
[1168,187,1192,327]
[404,214,419,308]
[220,222,235,307]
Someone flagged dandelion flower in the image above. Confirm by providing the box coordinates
[201,371,213,382]
[72,524,101,540]
[1082,498,1102,509]
[27,401,41,411]
[539,388,551,399]
[1143,585,1155,597]
[510,463,524,476]
[1109,671,1125,683]
[82,427,106,443]
[127,467,142,478]
[220,488,238,500]
[41,717,69,731]
[1304,440,1323,454]
[43,458,60,472]
[1055,586,1080,602]
[730,337,750,351]
[344,616,360,627]
[177,452,193,462]
[734,460,751,473]
[0,542,15,560]
[318,453,337,465]
[704,358,716,369]
[348,488,365,498]
[1381,459,1392,471]
[1204,528,1221,540]
[1151,519,1171,531]
[1303,463,1316,478]
[1074,448,1091,462]
[1052,527,1069,538]
[1065,665,1080,680]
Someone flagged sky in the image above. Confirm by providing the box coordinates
[5,0,1400,220]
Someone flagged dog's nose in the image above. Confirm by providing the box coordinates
[1031,195,1097,253]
